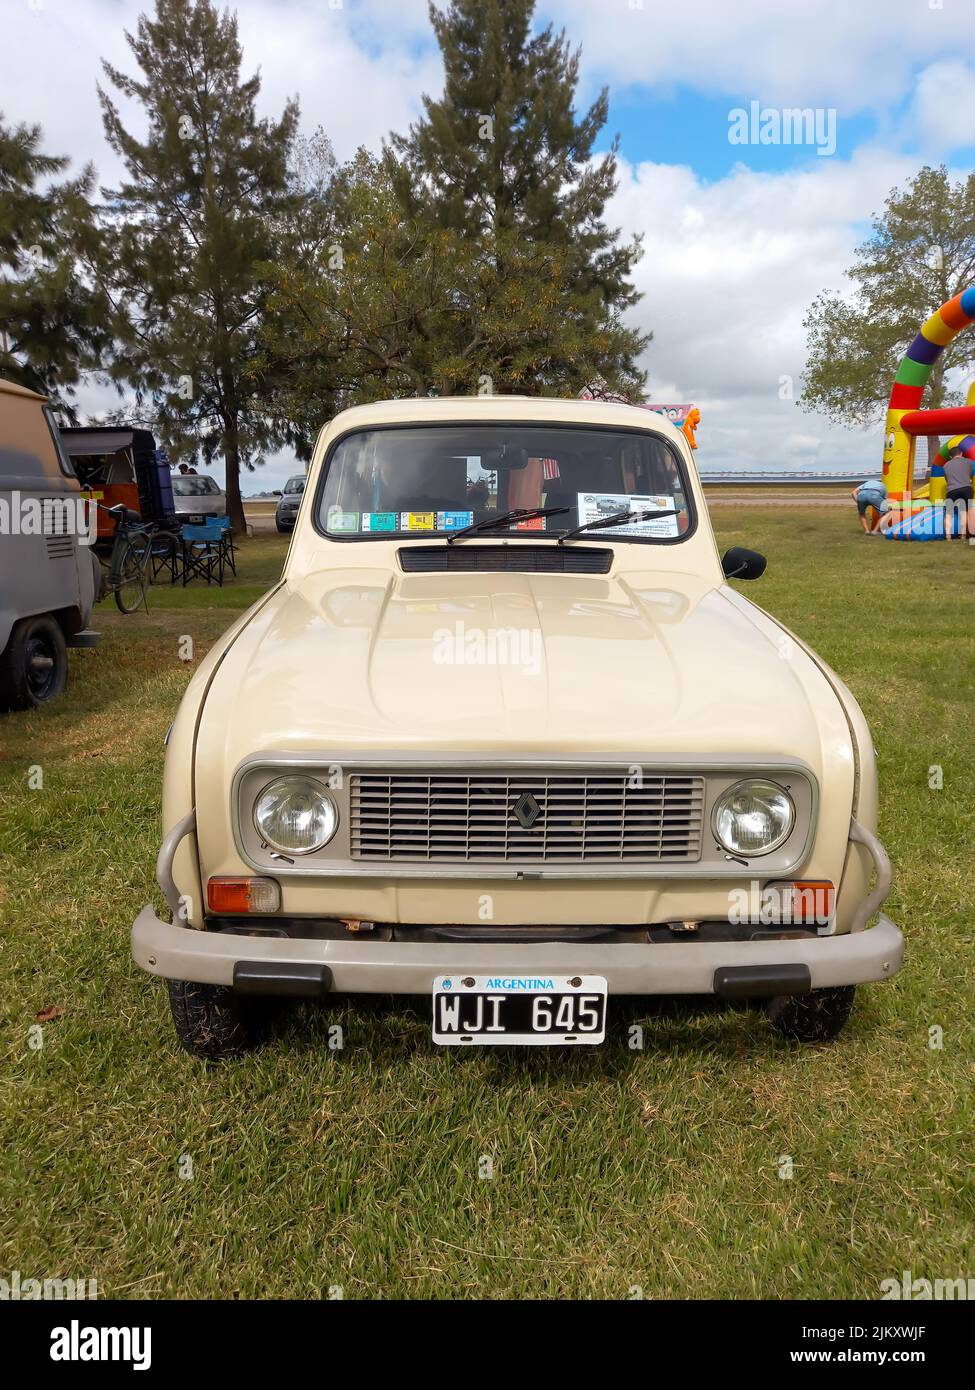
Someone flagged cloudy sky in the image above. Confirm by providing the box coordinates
[5,0,975,490]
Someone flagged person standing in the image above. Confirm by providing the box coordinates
[943,446,974,539]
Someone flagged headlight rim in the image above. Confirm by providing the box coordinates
[711,777,796,858]
[253,773,338,856]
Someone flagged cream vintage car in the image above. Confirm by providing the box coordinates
[131,396,903,1058]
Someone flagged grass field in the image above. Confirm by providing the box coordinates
[1,511,973,1300]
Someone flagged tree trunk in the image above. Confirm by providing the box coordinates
[223,420,247,536]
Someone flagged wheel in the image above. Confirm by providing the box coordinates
[0,615,68,709]
[276,520,288,533]
[765,985,856,1043]
[166,978,257,1060]
[114,535,150,613]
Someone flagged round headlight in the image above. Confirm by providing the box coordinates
[712,779,795,857]
[254,776,337,854]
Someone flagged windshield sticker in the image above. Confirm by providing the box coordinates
[400,511,436,531]
[328,507,360,532]
[437,510,474,531]
[361,511,397,532]
[576,492,678,538]
[515,515,546,530]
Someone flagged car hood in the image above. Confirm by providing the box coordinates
[198,566,846,776]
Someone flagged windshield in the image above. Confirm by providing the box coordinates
[284,476,305,494]
[317,425,693,541]
[172,475,220,496]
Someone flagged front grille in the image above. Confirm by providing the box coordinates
[349,771,705,864]
[399,545,613,573]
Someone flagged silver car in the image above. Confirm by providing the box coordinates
[275,474,306,532]
[170,473,226,523]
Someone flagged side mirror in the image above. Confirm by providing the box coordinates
[722,546,767,581]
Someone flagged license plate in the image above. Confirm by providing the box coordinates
[432,974,607,1046]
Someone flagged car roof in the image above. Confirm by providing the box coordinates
[320,394,684,441]
[0,376,47,402]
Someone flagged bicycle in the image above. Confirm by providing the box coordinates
[98,504,163,614]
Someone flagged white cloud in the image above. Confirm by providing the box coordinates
[912,59,975,152]
[607,148,923,472]
[546,0,975,115]
[0,0,440,189]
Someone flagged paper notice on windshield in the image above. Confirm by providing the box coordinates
[575,492,678,538]
[437,510,474,531]
[327,507,360,532]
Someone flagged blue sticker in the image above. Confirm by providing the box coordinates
[437,510,474,530]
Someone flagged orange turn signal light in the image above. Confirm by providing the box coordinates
[790,881,835,924]
[207,876,281,915]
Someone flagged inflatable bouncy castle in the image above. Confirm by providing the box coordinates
[881,288,975,539]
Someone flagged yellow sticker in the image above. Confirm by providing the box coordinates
[401,511,435,530]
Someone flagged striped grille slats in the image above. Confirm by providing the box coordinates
[349,772,705,864]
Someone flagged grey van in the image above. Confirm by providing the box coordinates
[0,379,101,708]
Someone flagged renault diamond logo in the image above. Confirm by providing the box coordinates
[511,791,542,829]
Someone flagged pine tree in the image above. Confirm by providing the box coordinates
[386,0,648,396]
[0,116,108,413]
[99,0,299,531]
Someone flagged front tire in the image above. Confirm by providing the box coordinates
[166,979,256,1060]
[0,614,68,709]
[114,536,150,613]
[765,985,856,1043]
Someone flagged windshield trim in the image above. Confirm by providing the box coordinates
[311,419,698,546]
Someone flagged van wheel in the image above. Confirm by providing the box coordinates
[0,615,68,709]
[765,985,856,1043]
[166,979,256,1060]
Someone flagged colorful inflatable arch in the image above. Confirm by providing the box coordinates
[883,287,975,498]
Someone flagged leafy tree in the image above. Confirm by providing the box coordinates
[261,148,643,438]
[0,116,109,414]
[98,0,299,531]
[801,165,975,467]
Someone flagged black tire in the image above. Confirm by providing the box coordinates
[0,615,68,709]
[114,535,150,613]
[275,520,288,533]
[166,978,256,1060]
[765,985,856,1043]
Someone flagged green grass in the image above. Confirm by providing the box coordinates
[1,514,973,1299]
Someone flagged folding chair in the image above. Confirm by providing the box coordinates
[180,522,226,586]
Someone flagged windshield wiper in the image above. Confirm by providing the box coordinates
[557,508,674,544]
[446,506,570,544]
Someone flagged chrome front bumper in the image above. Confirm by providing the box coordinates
[132,813,903,995]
